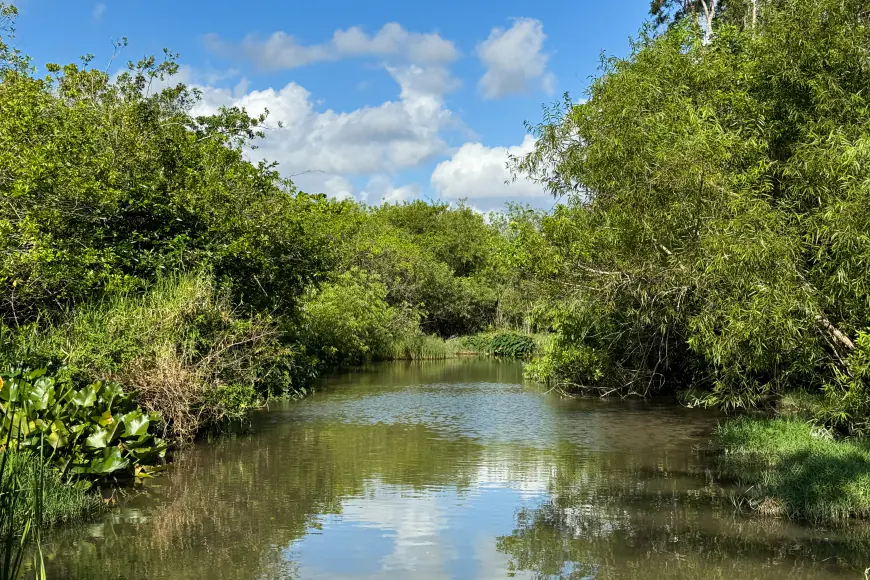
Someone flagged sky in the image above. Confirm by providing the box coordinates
[9,0,651,211]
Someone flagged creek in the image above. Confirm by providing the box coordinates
[44,359,870,579]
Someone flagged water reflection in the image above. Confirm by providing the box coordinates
[44,359,870,579]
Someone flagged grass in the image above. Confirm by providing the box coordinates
[389,334,461,360]
[1,451,103,531]
[389,331,550,361]
[714,416,870,523]
[0,444,101,580]
[6,273,280,441]
[456,332,548,358]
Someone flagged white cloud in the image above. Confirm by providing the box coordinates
[92,3,106,21]
[431,135,552,210]
[190,64,459,177]
[205,23,459,71]
[476,18,555,100]
[360,175,421,205]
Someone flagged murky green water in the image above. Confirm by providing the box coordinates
[45,359,870,579]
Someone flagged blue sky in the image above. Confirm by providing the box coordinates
[11,0,651,210]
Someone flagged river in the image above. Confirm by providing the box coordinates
[43,359,870,579]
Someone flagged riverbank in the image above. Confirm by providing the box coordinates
[713,416,870,523]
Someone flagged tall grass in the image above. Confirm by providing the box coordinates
[389,334,460,360]
[389,331,548,361]
[0,363,104,579]
[0,411,44,580]
[10,274,281,441]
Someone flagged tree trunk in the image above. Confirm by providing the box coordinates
[816,314,856,351]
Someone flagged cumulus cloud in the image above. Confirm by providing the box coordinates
[431,135,551,210]
[182,63,460,203]
[205,23,459,71]
[476,18,555,99]
[190,64,459,177]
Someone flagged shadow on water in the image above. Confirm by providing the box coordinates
[42,360,870,579]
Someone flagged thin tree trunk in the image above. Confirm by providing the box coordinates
[700,0,718,44]
[816,314,856,351]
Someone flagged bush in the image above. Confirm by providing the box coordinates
[819,330,870,436]
[13,274,288,441]
[298,270,416,368]
[0,44,328,327]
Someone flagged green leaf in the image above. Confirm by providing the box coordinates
[87,447,129,475]
[85,427,109,448]
[0,378,21,403]
[26,377,53,410]
[71,386,97,407]
[102,382,124,402]
[122,410,150,438]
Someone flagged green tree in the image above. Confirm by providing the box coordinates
[515,0,870,425]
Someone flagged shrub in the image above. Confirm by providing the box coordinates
[298,270,416,368]
[819,330,870,436]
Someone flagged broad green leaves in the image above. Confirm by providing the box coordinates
[0,368,166,477]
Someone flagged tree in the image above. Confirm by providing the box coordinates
[515,0,870,427]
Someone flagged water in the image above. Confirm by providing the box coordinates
[45,359,870,579]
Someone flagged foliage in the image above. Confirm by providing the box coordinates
[714,417,870,522]
[9,274,295,441]
[337,201,505,337]
[460,332,539,359]
[0,368,167,477]
[0,25,328,326]
[820,331,870,437]
[511,0,870,429]
[297,270,416,368]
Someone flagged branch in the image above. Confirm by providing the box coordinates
[816,314,855,351]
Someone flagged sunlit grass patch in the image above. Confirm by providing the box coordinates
[715,417,870,523]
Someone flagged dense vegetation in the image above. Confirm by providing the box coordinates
[2,0,870,536]
[514,0,870,436]
[0,0,536,500]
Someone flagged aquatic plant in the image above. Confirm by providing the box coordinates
[0,367,167,477]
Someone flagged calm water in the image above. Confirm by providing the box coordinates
[45,359,870,579]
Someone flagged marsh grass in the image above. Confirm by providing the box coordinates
[0,385,103,579]
[389,332,547,361]
[714,417,870,523]
[1,453,102,532]
[457,332,545,359]
[389,334,460,360]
